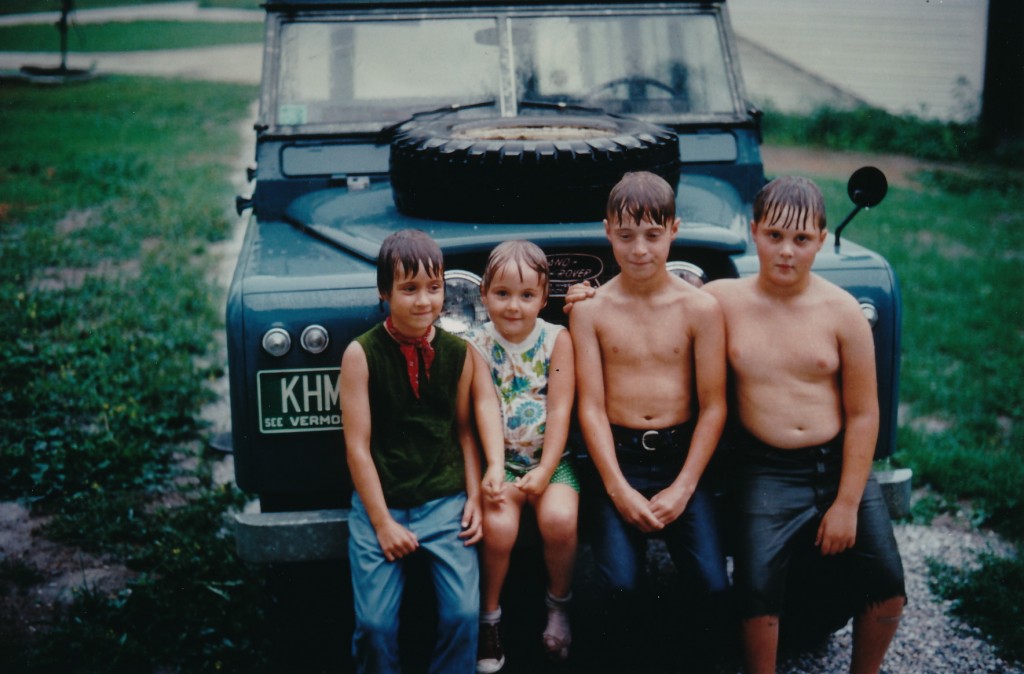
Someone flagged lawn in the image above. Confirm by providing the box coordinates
[0,76,266,673]
[0,21,262,52]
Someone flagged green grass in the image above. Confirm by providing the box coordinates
[0,76,265,673]
[0,21,261,51]
[768,109,1023,664]
[0,0,259,16]
[811,170,1024,542]
[763,105,1024,169]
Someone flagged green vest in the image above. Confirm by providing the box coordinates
[356,323,467,508]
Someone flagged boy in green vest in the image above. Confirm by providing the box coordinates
[340,228,504,674]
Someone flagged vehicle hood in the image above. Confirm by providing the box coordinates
[284,182,747,263]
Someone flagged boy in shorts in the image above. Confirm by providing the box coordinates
[704,176,905,674]
[569,171,730,662]
[340,228,504,674]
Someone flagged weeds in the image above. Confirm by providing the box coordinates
[0,77,263,672]
[778,112,1024,665]
[764,106,1024,168]
[928,552,1024,663]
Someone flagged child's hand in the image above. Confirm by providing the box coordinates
[482,466,507,504]
[459,495,484,546]
[376,518,419,562]
[816,502,858,555]
[514,467,552,497]
[611,485,664,533]
[649,485,692,526]
[561,281,596,315]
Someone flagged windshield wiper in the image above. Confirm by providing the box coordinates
[376,100,497,144]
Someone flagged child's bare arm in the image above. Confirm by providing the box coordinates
[650,296,728,524]
[456,349,484,545]
[571,303,662,532]
[516,328,575,495]
[341,341,419,561]
[469,347,507,502]
[817,301,880,555]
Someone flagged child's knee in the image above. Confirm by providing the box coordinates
[538,507,578,541]
[483,511,520,551]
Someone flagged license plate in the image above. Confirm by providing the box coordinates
[257,367,341,434]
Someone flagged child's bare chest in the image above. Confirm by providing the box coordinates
[728,308,839,381]
[598,307,692,366]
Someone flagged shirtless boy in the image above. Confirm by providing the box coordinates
[570,171,730,660]
[704,176,905,674]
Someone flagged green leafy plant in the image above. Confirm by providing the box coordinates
[928,552,1024,663]
[763,106,1023,168]
[0,76,263,673]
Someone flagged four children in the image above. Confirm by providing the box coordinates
[341,171,905,673]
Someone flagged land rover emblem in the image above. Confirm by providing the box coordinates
[547,254,603,297]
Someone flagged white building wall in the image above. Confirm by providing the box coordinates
[726,0,989,122]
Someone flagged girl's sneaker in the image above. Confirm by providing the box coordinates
[477,620,505,674]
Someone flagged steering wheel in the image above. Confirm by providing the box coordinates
[585,76,678,101]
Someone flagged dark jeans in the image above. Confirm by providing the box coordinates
[586,424,729,628]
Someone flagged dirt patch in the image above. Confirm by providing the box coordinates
[0,502,135,650]
[761,145,942,189]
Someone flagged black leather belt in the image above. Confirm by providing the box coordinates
[610,422,694,454]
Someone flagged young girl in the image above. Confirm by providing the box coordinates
[469,240,579,674]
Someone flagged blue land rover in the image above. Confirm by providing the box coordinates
[228,0,902,664]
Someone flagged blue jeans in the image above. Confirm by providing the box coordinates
[589,422,728,597]
[349,491,479,674]
[588,459,729,597]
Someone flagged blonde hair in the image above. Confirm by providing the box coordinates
[481,240,550,299]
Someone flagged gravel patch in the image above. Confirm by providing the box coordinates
[771,521,1021,674]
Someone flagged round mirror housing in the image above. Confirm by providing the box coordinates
[847,166,888,208]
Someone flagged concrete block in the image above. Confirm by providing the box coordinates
[234,509,349,564]
[875,468,913,520]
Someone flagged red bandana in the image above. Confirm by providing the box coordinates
[385,316,435,399]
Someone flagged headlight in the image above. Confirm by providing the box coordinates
[860,301,879,328]
[300,324,330,354]
[666,261,708,288]
[262,327,291,357]
[435,270,487,336]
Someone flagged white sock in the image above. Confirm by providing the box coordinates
[543,591,571,643]
[481,607,502,625]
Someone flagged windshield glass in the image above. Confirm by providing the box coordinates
[277,18,502,126]
[275,11,735,127]
[514,14,733,116]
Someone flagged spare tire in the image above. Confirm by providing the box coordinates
[389,115,680,223]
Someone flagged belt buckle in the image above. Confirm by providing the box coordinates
[641,430,660,451]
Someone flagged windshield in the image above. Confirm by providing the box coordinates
[514,14,733,116]
[274,10,737,127]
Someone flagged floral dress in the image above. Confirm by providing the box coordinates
[465,319,566,476]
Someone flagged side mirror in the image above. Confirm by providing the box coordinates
[835,166,887,254]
